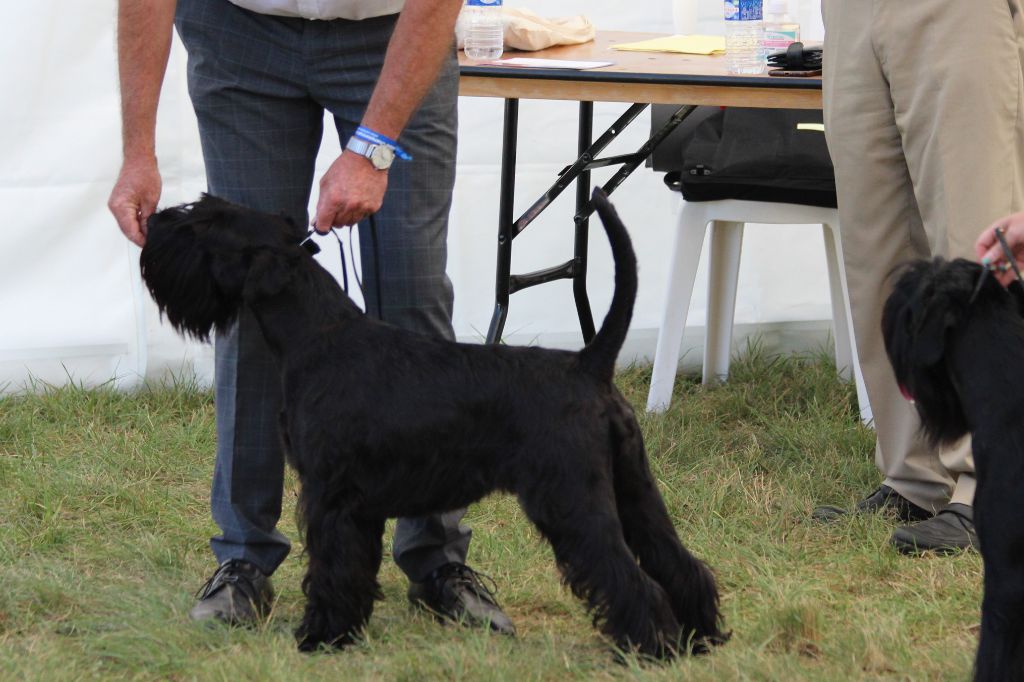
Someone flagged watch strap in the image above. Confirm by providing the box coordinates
[354,125,412,161]
[345,137,373,157]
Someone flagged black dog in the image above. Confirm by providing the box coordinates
[140,188,725,658]
[883,257,1024,681]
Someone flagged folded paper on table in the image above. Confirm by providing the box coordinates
[612,35,726,55]
[483,57,613,70]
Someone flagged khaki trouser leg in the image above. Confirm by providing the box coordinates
[822,0,1024,511]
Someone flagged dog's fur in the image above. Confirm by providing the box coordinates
[883,257,1024,681]
[141,189,725,658]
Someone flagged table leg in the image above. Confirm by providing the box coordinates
[485,97,519,345]
[573,101,597,343]
[484,102,697,346]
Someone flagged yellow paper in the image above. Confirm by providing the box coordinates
[612,35,726,56]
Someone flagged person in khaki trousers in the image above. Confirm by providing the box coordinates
[812,0,1024,553]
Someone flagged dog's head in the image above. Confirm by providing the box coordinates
[141,194,308,340]
[882,257,1024,444]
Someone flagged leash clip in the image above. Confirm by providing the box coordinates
[299,230,321,255]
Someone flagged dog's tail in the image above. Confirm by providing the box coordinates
[578,188,638,383]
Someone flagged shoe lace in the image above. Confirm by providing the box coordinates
[194,559,259,603]
[440,563,501,605]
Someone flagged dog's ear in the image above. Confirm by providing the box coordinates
[913,301,956,367]
[242,250,294,301]
[278,211,301,231]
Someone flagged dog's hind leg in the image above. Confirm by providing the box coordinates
[518,474,683,659]
[295,480,385,651]
[610,414,725,653]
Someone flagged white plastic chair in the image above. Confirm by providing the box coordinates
[645,198,871,423]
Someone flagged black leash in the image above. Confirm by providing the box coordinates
[972,226,1024,304]
[969,264,991,304]
[994,227,1024,285]
[299,215,385,321]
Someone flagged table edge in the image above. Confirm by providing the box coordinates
[458,65,822,91]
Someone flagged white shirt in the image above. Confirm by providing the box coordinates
[227,0,406,20]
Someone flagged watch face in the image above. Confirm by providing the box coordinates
[369,144,395,170]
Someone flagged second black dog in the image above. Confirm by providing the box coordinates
[141,189,725,658]
[883,257,1024,681]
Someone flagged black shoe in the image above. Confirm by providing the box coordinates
[890,503,978,555]
[811,484,933,523]
[188,559,274,625]
[408,563,516,636]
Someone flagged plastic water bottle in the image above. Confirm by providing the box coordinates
[762,0,800,54]
[723,0,764,75]
[462,0,503,61]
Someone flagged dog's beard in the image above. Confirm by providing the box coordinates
[901,362,969,447]
[882,259,975,446]
[141,218,240,341]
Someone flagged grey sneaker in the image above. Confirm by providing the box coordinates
[408,563,516,636]
[812,484,933,523]
[188,559,274,625]
[890,503,978,555]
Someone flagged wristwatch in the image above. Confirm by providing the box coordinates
[345,136,395,171]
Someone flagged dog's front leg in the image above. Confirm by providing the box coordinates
[973,470,1024,682]
[294,481,385,652]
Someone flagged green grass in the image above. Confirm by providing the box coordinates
[0,347,981,680]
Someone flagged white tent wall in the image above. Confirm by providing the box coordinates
[0,0,828,394]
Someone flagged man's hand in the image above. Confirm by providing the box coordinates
[110,0,176,247]
[108,156,162,247]
[312,151,388,232]
[975,212,1024,286]
[310,0,461,233]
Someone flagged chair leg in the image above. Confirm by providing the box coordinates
[822,222,873,425]
[853,359,873,425]
[821,224,853,380]
[646,203,710,413]
[702,220,744,385]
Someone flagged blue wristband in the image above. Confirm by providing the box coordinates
[354,125,412,161]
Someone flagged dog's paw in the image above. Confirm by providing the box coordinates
[294,623,360,653]
[687,628,731,655]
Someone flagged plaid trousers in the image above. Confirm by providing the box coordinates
[175,0,471,580]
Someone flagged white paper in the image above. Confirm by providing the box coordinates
[482,57,614,70]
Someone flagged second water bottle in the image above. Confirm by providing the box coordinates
[723,0,764,75]
[463,0,504,61]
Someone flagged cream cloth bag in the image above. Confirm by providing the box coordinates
[502,8,594,50]
[457,8,595,51]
